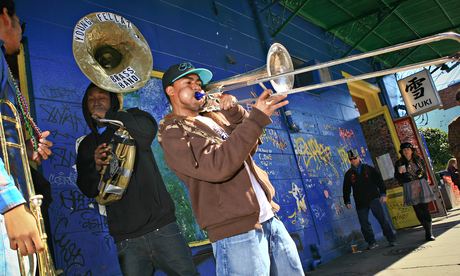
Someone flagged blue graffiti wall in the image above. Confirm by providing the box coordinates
[15,0,390,274]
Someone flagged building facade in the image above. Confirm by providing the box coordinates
[15,0,394,274]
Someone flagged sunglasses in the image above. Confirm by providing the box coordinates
[349,157,358,161]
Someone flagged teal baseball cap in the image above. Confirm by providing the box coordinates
[162,62,213,90]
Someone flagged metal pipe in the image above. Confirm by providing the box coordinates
[237,55,458,104]
[209,32,460,94]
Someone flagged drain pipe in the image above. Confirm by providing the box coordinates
[249,0,322,254]
[249,0,300,132]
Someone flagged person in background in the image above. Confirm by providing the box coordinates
[343,149,396,249]
[394,142,436,241]
[446,158,459,188]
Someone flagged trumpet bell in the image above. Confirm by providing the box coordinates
[73,12,153,93]
[205,42,294,94]
[267,43,294,93]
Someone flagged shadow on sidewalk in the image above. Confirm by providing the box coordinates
[308,218,460,276]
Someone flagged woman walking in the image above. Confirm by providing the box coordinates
[394,142,436,241]
[446,158,459,188]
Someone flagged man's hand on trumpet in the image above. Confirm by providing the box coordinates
[199,92,237,112]
[218,93,238,110]
[252,89,289,116]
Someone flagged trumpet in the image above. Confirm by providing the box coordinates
[0,100,60,276]
[196,32,460,106]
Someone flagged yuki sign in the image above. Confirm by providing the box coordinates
[397,70,442,116]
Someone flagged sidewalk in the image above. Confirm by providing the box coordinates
[309,208,460,275]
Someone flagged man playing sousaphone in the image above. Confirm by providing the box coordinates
[0,0,54,274]
[76,83,198,275]
[73,12,197,275]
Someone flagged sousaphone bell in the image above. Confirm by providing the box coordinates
[72,12,153,93]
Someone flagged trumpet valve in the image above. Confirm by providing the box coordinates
[199,94,222,112]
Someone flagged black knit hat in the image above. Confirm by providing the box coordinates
[347,149,359,159]
[399,142,415,154]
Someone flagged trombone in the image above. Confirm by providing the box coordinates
[202,32,460,104]
[0,100,60,276]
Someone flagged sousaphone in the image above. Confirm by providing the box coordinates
[72,12,153,93]
[72,12,152,204]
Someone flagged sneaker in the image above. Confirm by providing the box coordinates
[425,235,436,241]
[388,241,397,247]
[367,243,379,250]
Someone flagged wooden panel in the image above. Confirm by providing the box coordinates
[360,114,400,188]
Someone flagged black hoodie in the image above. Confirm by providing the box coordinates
[76,90,176,242]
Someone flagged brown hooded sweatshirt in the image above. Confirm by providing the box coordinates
[158,105,279,242]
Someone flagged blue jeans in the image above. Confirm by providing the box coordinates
[356,198,396,244]
[211,217,304,276]
[116,222,198,276]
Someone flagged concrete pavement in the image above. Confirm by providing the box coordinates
[309,208,460,275]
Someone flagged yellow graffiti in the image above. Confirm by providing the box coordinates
[288,210,307,225]
[287,182,307,225]
[337,147,350,172]
[294,137,338,177]
[288,210,298,224]
[289,183,307,213]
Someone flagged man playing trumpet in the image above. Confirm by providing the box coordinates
[159,62,304,275]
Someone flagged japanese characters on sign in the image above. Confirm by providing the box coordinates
[397,69,442,116]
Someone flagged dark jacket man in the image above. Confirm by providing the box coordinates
[343,162,386,209]
[342,149,395,248]
[76,84,197,275]
[76,87,176,242]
